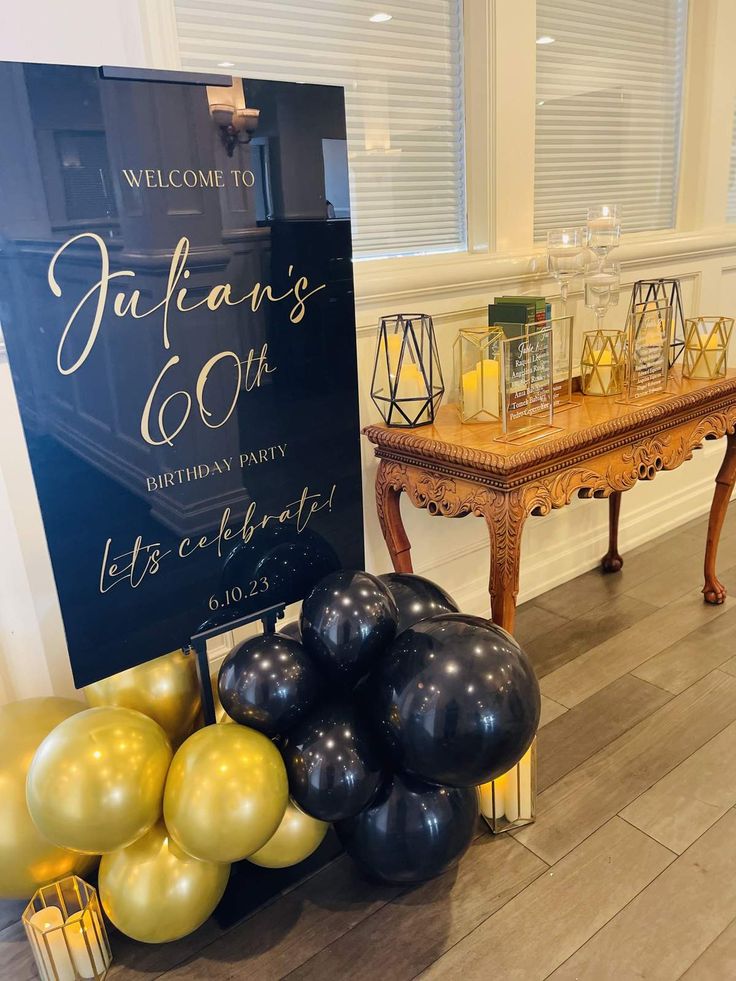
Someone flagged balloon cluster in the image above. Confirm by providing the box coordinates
[0,569,540,945]
[219,570,540,886]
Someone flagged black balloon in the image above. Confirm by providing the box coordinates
[375,614,540,787]
[222,526,340,606]
[218,633,319,736]
[283,703,384,822]
[278,620,302,642]
[336,773,477,885]
[300,571,398,684]
[379,572,459,633]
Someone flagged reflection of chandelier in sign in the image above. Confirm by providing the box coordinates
[207,79,260,156]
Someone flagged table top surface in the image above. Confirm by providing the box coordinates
[362,368,736,479]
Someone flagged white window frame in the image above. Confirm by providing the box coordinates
[138,0,736,331]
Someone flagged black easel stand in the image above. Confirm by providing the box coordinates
[188,602,286,724]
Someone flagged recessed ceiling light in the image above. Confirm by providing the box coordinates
[370,12,393,23]
[536,36,555,44]
[218,61,235,67]
[537,100,545,106]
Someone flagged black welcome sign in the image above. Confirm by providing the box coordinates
[0,63,364,687]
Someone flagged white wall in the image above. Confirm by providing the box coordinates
[1,0,735,701]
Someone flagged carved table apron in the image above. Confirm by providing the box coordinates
[363,369,736,634]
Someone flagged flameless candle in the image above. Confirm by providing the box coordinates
[688,331,721,379]
[587,347,613,396]
[461,359,499,420]
[66,909,111,979]
[397,363,430,423]
[29,907,74,981]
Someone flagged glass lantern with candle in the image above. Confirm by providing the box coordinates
[581,329,626,397]
[683,317,735,381]
[453,326,504,423]
[478,738,537,834]
[370,313,444,427]
[23,875,112,980]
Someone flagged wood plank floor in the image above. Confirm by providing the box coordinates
[3,505,736,980]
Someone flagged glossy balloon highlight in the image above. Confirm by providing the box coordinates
[164,724,288,863]
[26,707,172,854]
[99,822,229,943]
[336,773,477,884]
[300,570,398,684]
[247,800,328,869]
[380,572,459,633]
[284,703,384,822]
[375,614,541,786]
[218,633,319,736]
[0,698,98,900]
[83,649,200,746]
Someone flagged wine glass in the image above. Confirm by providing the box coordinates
[584,260,620,332]
[586,204,621,265]
[547,227,587,316]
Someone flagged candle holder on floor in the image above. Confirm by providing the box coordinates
[580,329,626,397]
[23,875,112,981]
[370,313,444,427]
[682,317,734,381]
[479,739,537,834]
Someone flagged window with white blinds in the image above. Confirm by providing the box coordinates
[173,0,466,259]
[727,107,736,222]
[534,0,688,241]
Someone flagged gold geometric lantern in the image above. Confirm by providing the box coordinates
[23,875,112,980]
[580,329,626,397]
[453,326,505,423]
[478,739,537,834]
[682,317,734,381]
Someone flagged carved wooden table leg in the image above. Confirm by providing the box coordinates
[375,460,413,573]
[483,489,527,634]
[704,430,736,604]
[601,491,624,573]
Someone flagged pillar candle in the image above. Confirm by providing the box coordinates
[587,347,613,396]
[688,332,721,379]
[66,909,111,979]
[28,907,74,981]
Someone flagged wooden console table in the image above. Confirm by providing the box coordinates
[363,369,736,634]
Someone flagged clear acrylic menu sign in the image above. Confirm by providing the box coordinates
[497,324,559,443]
[0,62,364,686]
[621,300,673,404]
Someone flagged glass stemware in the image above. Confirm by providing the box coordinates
[586,204,621,265]
[584,260,620,332]
[547,227,587,316]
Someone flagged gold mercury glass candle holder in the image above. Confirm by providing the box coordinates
[478,738,537,834]
[453,326,505,423]
[682,317,734,381]
[23,875,112,981]
[580,329,626,397]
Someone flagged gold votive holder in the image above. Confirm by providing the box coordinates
[580,329,626,396]
[453,326,504,423]
[478,738,537,834]
[23,875,111,980]
[682,317,734,381]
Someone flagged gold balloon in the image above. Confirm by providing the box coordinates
[247,799,328,869]
[0,698,98,899]
[99,821,229,943]
[164,724,288,863]
[26,706,172,854]
[84,649,200,746]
